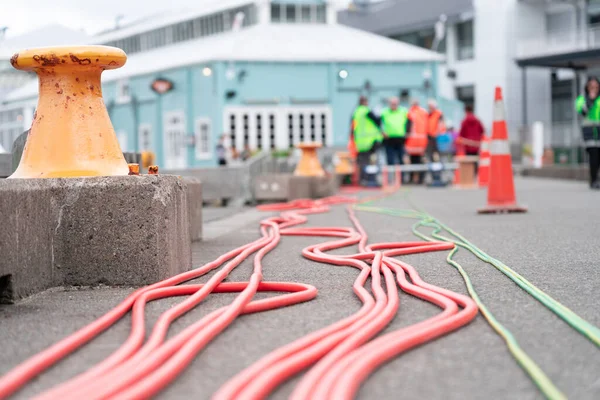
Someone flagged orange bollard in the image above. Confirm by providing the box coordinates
[9,46,129,179]
[334,152,354,175]
[478,87,527,214]
[294,142,325,177]
[478,135,491,187]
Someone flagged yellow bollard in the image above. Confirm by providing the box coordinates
[294,142,325,177]
[9,46,129,179]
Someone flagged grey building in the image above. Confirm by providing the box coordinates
[340,0,600,163]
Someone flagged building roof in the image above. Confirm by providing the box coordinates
[92,0,252,44]
[338,0,473,37]
[516,48,600,70]
[0,25,90,59]
[5,23,443,103]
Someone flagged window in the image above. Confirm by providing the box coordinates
[456,85,475,111]
[117,79,131,103]
[269,114,275,149]
[288,114,294,148]
[229,114,237,149]
[320,114,327,145]
[551,75,573,123]
[243,114,249,145]
[286,5,296,23]
[271,4,282,22]
[316,5,326,23]
[138,124,153,151]
[456,19,474,60]
[301,5,311,23]
[256,114,263,149]
[195,118,212,160]
[309,114,315,141]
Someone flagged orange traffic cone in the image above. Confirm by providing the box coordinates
[478,88,527,214]
[478,135,491,187]
[9,46,129,179]
[453,141,465,185]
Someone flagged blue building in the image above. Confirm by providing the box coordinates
[2,0,463,168]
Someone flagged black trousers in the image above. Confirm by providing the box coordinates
[426,136,439,161]
[587,147,600,185]
[409,154,424,184]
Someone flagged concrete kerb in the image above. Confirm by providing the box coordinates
[0,175,192,302]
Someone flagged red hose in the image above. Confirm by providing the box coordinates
[0,194,477,400]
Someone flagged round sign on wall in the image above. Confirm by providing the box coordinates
[151,78,174,94]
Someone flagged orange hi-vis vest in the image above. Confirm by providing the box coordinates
[406,106,428,156]
[427,109,443,137]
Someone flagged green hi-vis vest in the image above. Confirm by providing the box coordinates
[381,107,408,138]
[576,95,600,122]
[353,105,381,153]
[576,95,600,143]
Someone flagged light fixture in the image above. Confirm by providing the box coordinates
[202,67,212,77]
[338,69,348,80]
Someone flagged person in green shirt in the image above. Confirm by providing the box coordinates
[380,97,412,166]
[576,76,600,189]
[351,96,382,185]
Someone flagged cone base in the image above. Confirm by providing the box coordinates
[477,204,528,214]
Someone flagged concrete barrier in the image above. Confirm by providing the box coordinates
[0,175,192,302]
[521,165,589,182]
[166,166,245,202]
[254,173,340,201]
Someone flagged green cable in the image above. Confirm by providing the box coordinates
[351,196,600,400]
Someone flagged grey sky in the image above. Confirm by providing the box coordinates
[0,0,352,38]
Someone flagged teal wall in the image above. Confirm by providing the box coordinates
[100,60,446,168]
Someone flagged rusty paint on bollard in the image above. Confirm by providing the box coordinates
[148,165,159,175]
[9,46,129,179]
[128,163,140,176]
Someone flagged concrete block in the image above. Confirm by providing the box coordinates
[0,175,191,302]
[0,153,11,178]
[254,174,291,201]
[166,167,244,202]
[312,175,340,198]
[289,176,313,200]
[183,177,203,242]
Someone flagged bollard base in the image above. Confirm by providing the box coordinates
[0,175,192,301]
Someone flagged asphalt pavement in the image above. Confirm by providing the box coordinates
[1,177,599,399]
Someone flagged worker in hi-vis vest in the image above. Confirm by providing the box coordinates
[381,97,412,166]
[351,96,382,185]
[406,99,429,184]
[426,99,445,162]
[576,76,600,189]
